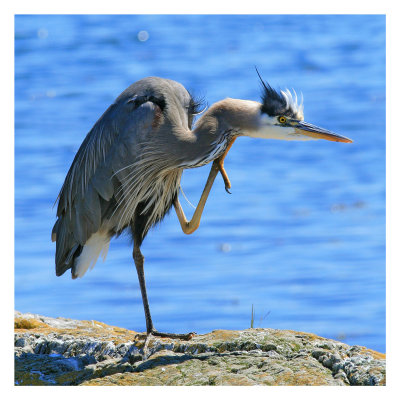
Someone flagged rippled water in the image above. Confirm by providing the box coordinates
[15,15,385,352]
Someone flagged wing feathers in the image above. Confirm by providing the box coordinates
[53,98,158,277]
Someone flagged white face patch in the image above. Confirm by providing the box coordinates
[245,112,315,141]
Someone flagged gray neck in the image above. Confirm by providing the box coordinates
[163,98,263,169]
[194,98,262,139]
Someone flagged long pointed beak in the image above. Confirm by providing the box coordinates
[295,121,353,143]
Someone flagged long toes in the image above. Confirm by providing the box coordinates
[151,330,196,340]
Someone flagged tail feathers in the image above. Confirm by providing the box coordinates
[54,216,82,277]
[53,215,109,278]
[71,232,110,279]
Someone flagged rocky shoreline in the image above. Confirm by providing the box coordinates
[14,311,385,386]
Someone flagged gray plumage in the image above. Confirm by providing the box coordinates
[52,77,232,279]
[53,74,351,339]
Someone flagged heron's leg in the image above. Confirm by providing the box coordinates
[133,244,154,334]
[215,137,237,193]
[133,243,196,341]
[174,138,237,234]
[174,161,220,235]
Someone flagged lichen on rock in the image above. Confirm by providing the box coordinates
[14,311,385,386]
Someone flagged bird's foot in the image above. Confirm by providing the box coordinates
[137,330,196,360]
[215,159,232,194]
[214,137,236,194]
[150,329,196,340]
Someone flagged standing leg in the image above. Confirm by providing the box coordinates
[133,244,154,334]
[133,242,195,340]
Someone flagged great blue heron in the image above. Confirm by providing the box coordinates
[52,75,352,340]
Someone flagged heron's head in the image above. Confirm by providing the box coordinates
[246,71,353,144]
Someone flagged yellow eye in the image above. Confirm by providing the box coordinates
[278,116,287,124]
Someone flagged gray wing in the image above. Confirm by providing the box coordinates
[52,95,160,277]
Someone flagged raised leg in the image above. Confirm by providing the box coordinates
[133,243,195,340]
[174,138,237,234]
[174,160,219,234]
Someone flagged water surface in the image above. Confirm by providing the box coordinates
[15,15,385,352]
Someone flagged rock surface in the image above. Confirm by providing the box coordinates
[14,311,385,386]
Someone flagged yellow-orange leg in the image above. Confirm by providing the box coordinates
[216,138,236,193]
[174,138,237,235]
[174,161,219,235]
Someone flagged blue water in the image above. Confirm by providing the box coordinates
[15,15,385,353]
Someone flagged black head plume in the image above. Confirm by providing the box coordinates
[255,67,303,119]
